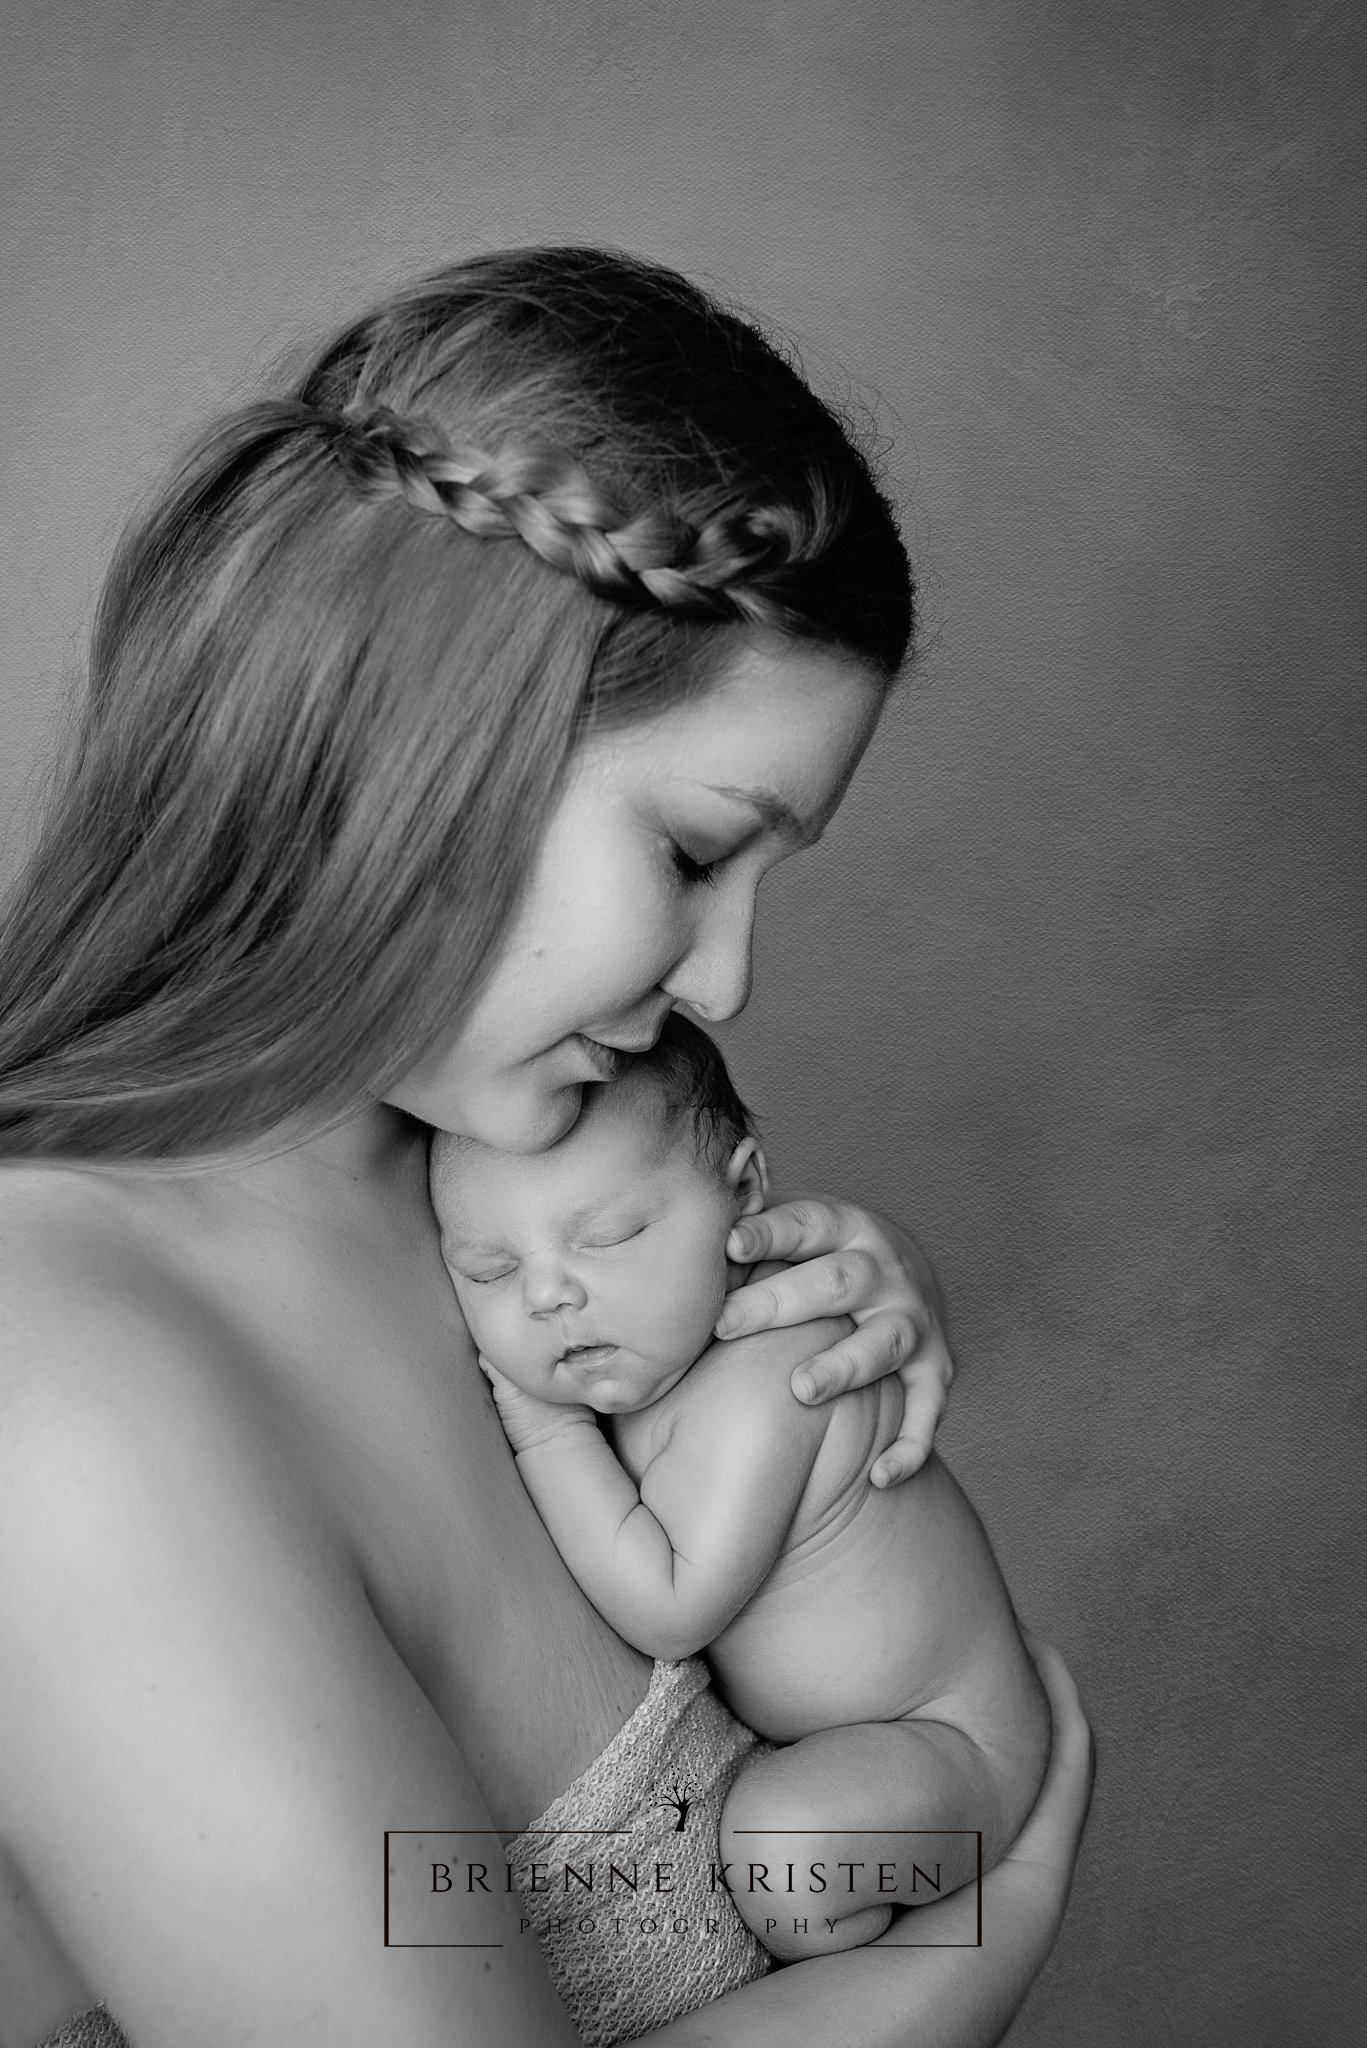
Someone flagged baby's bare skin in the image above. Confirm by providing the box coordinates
[612,1336,1045,1767]
[479,1299,1048,1957]
[439,1082,1050,1957]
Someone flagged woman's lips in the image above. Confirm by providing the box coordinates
[572,1035,631,1081]
[572,1015,670,1079]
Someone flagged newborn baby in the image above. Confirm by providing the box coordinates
[431,1016,1049,1958]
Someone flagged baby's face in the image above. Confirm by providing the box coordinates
[434,1089,740,1413]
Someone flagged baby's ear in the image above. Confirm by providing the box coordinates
[724,1136,769,1215]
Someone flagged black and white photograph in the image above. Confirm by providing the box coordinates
[0,4,1360,2043]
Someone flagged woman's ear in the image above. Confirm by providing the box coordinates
[724,1136,769,1215]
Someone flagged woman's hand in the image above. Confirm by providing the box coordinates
[713,1197,954,1487]
[1006,1632,1096,1894]
[864,1633,1092,1965]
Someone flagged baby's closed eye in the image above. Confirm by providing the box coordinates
[579,1223,648,1249]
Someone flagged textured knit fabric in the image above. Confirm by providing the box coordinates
[504,1656,773,2047]
[34,1664,770,2048]
[32,2008,129,2048]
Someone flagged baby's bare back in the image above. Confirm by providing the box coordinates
[705,1378,1042,1762]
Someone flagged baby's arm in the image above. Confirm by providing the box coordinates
[482,1323,839,1660]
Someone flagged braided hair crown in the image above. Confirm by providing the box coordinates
[296,248,913,672]
[0,248,913,1162]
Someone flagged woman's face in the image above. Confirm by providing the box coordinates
[385,637,884,1150]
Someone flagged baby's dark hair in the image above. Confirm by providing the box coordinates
[622,1013,755,1171]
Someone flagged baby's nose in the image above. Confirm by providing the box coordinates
[521,1260,588,1316]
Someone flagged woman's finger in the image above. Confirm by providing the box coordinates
[784,1308,922,1399]
[1010,1635,1096,1866]
[787,1324,947,1486]
[715,1246,886,1338]
[1021,1633,1091,1759]
[870,1358,951,1487]
[726,1197,864,1267]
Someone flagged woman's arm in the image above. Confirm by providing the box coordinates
[716,1199,955,1487]
[630,1636,1093,2047]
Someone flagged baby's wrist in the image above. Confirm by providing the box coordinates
[510,1408,601,1457]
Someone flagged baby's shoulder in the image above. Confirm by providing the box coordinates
[664,1319,845,1443]
[613,1315,852,1479]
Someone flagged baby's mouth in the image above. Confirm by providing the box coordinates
[558,1342,619,1370]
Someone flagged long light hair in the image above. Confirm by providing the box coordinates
[0,248,913,1160]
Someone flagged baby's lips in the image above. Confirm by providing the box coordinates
[556,1340,617,1367]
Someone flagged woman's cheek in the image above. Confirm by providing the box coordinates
[570,840,685,998]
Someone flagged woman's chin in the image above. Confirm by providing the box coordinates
[459,1083,586,1154]
[514,1086,587,1152]
[385,1067,588,1153]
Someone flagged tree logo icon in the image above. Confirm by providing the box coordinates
[653,1777,696,1833]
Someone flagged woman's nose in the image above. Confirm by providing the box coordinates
[521,1259,588,1316]
[662,889,756,1023]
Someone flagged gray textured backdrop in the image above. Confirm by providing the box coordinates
[2,2,1363,2041]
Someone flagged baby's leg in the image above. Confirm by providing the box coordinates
[718,1718,1012,1961]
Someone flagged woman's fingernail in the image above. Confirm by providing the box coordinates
[793,1371,818,1402]
[728,1226,755,1258]
[715,1306,739,1337]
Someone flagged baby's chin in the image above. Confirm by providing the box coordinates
[581,1381,654,1413]
[558,1352,690,1414]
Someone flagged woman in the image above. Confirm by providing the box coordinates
[0,249,1090,2045]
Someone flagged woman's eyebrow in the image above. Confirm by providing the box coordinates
[706,784,824,848]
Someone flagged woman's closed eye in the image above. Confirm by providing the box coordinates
[664,835,733,892]
[670,841,723,888]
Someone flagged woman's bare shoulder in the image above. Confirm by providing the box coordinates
[0,1164,288,1569]
[0,1163,230,1407]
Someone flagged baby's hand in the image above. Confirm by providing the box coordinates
[714,1199,954,1487]
[476,1355,598,1457]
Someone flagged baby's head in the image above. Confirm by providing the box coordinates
[431,1015,767,1413]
